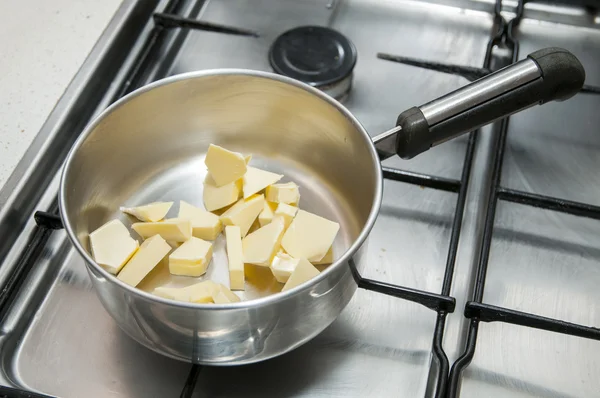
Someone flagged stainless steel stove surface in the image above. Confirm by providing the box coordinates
[0,0,599,397]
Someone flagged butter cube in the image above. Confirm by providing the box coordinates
[153,280,218,303]
[313,246,334,265]
[212,283,241,304]
[178,200,222,240]
[205,144,247,187]
[132,218,192,242]
[270,252,300,283]
[243,166,283,198]
[242,217,285,266]
[274,203,298,229]
[120,201,173,222]
[220,194,265,237]
[281,210,339,262]
[245,154,252,164]
[248,219,261,234]
[90,219,139,274]
[117,235,171,287]
[203,174,242,211]
[169,237,213,277]
[266,182,300,205]
[187,280,219,303]
[282,259,320,291]
[225,226,244,290]
[258,201,277,227]
[152,286,188,301]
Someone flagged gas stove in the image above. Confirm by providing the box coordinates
[0,0,599,397]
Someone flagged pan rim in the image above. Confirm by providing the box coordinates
[59,68,383,310]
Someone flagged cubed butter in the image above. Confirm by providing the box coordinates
[220,194,265,237]
[258,201,277,227]
[117,235,171,287]
[243,166,283,198]
[152,286,187,301]
[313,246,334,265]
[212,283,241,304]
[282,259,320,291]
[270,252,300,283]
[266,182,300,205]
[225,226,245,290]
[274,203,298,229]
[132,218,192,242]
[203,174,242,211]
[245,154,252,164]
[153,280,219,303]
[281,210,339,262]
[120,201,173,222]
[242,217,285,266]
[90,219,139,274]
[248,219,261,234]
[205,144,247,187]
[169,237,213,277]
[178,200,222,240]
[167,241,183,250]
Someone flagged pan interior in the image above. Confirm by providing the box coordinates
[61,72,379,301]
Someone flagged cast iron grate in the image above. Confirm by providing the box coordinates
[380,0,600,395]
[447,1,600,396]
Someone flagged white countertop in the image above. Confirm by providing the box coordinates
[0,0,122,190]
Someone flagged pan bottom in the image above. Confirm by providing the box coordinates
[107,153,360,301]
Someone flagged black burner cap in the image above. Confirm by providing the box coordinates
[269,26,357,88]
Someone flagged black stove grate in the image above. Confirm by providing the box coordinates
[446,1,600,397]
[349,130,477,398]
[379,0,600,395]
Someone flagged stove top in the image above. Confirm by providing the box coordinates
[0,0,599,397]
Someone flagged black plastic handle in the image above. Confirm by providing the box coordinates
[390,47,585,159]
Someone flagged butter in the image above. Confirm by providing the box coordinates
[243,166,283,198]
[203,174,242,211]
[248,219,261,234]
[266,182,300,205]
[132,218,192,242]
[281,210,339,262]
[273,203,298,229]
[167,241,182,250]
[205,144,247,187]
[169,237,213,277]
[245,154,252,164]
[152,286,187,301]
[117,235,171,287]
[120,201,173,222]
[212,283,241,304]
[187,280,219,303]
[258,201,277,227]
[270,252,300,283]
[178,200,222,240]
[225,226,244,290]
[220,194,265,237]
[89,219,139,274]
[282,258,320,291]
[242,217,285,266]
[313,245,334,265]
[153,280,218,303]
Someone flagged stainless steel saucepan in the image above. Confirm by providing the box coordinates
[59,47,584,364]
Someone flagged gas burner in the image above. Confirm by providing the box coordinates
[269,26,357,101]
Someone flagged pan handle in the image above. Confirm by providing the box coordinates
[374,47,585,160]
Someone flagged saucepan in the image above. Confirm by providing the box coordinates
[59,47,584,364]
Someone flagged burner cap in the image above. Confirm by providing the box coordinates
[269,26,357,96]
